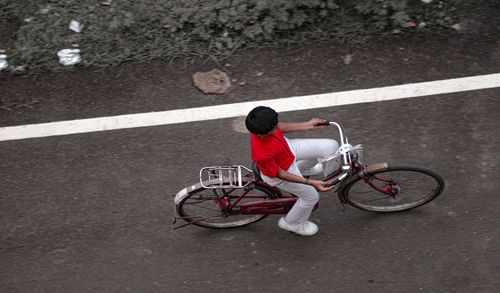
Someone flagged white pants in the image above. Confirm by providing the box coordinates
[261,138,339,224]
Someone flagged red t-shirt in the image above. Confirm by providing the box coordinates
[251,128,295,177]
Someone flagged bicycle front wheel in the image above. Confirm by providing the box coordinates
[176,184,276,229]
[343,164,445,212]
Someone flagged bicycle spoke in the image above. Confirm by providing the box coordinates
[182,215,226,223]
[185,201,221,213]
[358,195,393,203]
[192,194,219,201]
[184,197,217,204]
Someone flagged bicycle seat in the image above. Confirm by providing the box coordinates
[252,161,263,182]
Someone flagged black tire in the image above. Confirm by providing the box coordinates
[176,184,277,229]
[342,164,445,212]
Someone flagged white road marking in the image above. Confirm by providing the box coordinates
[1,73,499,142]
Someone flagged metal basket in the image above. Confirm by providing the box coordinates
[351,144,364,165]
[319,144,364,176]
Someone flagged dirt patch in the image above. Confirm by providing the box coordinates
[192,69,231,94]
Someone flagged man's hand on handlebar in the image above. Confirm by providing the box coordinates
[309,179,335,192]
[307,118,329,130]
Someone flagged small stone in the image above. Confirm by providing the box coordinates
[139,248,153,256]
[392,28,402,34]
[256,72,264,77]
[71,43,80,48]
[225,63,232,67]
[101,0,112,5]
[231,78,237,82]
[0,49,6,53]
[418,22,427,29]
[39,7,51,14]
[406,21,417,28]
[238,81,246,86]
[343,54,353,65]
[192,69,231,94]
[53,259,65,265]
[452,23,462,31]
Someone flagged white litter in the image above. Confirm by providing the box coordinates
[11,65,26,74]
[343,54,353,65]
[452,23,462,31]
[0,54,8,71]
[69,20,84,33]
[39,7,51,14]
[57,49,81,66]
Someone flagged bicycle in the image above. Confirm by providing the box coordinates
[172,121,445,229]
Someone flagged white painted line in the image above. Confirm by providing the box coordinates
[1,73,500,142]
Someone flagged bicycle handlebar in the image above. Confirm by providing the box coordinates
[316,121,346,144]
[321,121,353,185]
[316,121,331,127]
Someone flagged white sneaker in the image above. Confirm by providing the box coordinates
[301,163,323,176]
[278,217,318,236]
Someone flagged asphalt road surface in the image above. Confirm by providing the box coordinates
[1,33,499,292]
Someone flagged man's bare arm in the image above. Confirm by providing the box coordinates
[276,168,334,192]
[278,118,328,133]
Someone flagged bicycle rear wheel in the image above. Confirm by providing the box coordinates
[342,164,445,212]
[176,184,276,228]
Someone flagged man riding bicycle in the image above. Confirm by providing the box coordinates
[245,106,338,236]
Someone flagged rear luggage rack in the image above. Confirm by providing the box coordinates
[199,165,253,188]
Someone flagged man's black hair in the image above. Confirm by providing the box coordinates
[245,106,278,135]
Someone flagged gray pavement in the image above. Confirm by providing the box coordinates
[1,33,500,293]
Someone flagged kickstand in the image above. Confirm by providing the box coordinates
[172,215,207,230]
[172,215,225,230]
